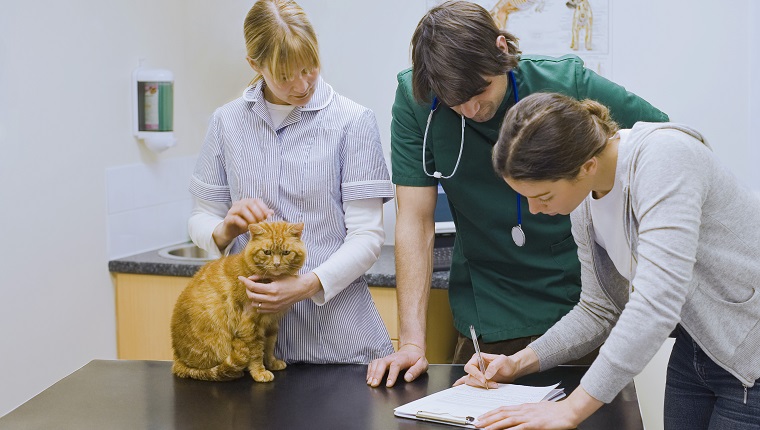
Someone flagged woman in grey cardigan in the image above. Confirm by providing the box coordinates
[457,92,759,430]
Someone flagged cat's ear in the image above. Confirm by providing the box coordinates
[248,223,266,237]
[290,222,305,238]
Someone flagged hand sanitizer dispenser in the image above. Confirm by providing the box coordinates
[133,66,176,152]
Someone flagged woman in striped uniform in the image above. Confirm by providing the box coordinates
[188,0,394,364]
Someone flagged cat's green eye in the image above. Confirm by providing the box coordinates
[282,251,290,255]
[263,250,272,255]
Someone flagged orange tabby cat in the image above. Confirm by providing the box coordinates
[170,221,306,382]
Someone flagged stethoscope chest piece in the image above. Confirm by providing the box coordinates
[512,225,526,247]
[508,71,526,248]
[512,188,526,247]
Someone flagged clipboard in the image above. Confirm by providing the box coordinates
[394,382,565,428]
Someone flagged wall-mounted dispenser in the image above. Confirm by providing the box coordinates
[133,64,176,152]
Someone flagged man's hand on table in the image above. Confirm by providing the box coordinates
[366,344,429,387]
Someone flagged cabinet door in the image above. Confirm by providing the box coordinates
[114,273,189,360]
[426,289,458,364]
[369,286,398,351]
[369,287,457,364]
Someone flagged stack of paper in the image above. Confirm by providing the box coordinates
[394,383,565,428]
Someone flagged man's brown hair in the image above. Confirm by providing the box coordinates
[411,0,521,106]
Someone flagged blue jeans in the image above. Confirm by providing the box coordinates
[664,327,760,429]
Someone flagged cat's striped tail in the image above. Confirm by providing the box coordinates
[171,342,250,381]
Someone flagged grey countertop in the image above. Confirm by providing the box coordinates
[108,245,451,289]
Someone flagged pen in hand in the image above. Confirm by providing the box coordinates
[469,325,489,390]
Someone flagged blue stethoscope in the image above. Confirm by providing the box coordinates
[422,70,526,247]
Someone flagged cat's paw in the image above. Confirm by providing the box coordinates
[251,369,275,382]
[267,359,287,371]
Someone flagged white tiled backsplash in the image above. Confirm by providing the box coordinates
[106,156,197,259]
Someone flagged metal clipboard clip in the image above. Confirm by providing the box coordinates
[415,410,476,427]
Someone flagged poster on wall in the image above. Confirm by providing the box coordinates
[425,0,611,77]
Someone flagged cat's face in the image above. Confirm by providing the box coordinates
[244,221,307,277]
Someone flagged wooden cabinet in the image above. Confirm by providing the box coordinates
[113,274,187,361]
[113,273,458,364]
[368,285,457,364]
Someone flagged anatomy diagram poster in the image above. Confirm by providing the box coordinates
[426,0,611,77]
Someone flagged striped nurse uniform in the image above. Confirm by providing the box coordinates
[190,77,395,363]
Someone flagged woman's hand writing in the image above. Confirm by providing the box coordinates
[453,347,540,389]
[453,352,516,389]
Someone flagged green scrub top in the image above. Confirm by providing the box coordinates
[391,55,669,342]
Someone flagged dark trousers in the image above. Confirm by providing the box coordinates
[452,333,599,365]
[664,327,759,430]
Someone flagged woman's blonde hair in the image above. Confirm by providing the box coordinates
[243,0,320,85]
[493,93,619,181]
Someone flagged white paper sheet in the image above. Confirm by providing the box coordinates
[394,382,564,428]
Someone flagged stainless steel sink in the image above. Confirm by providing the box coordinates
[158,243,214,261]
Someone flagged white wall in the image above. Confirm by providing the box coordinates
[612,1,753,186]
[105,156,196,259]
[0,0,253,416]
[0,0,756,424]
[751,1,760,190]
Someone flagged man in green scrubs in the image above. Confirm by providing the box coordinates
[366,0,668,388]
